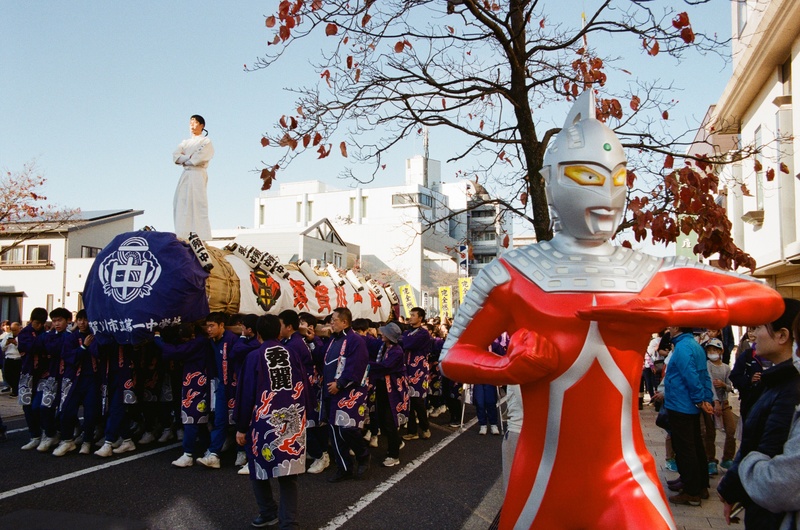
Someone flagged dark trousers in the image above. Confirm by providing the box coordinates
[306,424,328,461]
[208,381,228,454]
[474,384,498,426]
[329,424,367,473]
[25,390,56,438]
[376,385,401,458]
[104,372,130,442]
[641,368,658,398]
[3,358,21,395]
[251,475,299,530]
[667,408,708,496]
[59,376,99,440]
[406,396,429,435]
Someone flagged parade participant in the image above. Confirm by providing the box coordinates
[401,307,432,441]
[474,338,505,436]
[298,312,330,474]
[154,322,211,468]
[232,314,261,474]
[718,299,800,530]
[427,323,447,418]
[196,312,238,469]
[278,310,318,451]
[352,318,381,447]
[1,322,22,397]
[439,90,784,529]
[730,326,770,422]
[18,308,50,450]
[133,341,164,446]
[33,307,73,453]
[321,307,370,482]
[369,322,408,467]
[173,114,214,240]
[53,310,100,456]
[703,338,736,473]
[235,314,308,530]
[662,326,715,506]
[95,342,138,457]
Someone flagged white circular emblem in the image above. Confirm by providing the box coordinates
[99,236,162,304]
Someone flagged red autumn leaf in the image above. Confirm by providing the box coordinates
[266,16,276,28]
[291,0,304,15]
[269,35,281,46]
[317,144,331,159]
[498,151,506,161]
[312,132,322,146]
[627,170,636,188]
[502,234,510,248]
[520,192,528,206]
[539,18,545,29]
[672,12,690,28]
[680,27,695,44]
[260,168,275,191]
[644,39,659,56]
[325,23,338,36]
[302,134,311,148]
[354,69,361,82]
[340,141,348,157]
[662,110,669,120]
[297,106,305,118]
[280,116,288,128]
[766,167,776,182]
[320,69,331,87]
[394,41,405,53]
[311,0,322,9]
[754,159,762,172]
[442,98,447,109]
[664,154,674,169]
[279,133,298,150]
[621,240,632,249]
[285,16,296,29]
[781,162,790,174]
[343,36,349,45]
[347,56,353,69]
[362,14,371,27]
[571,83,579,97]
[289,116,298,130]
[630,95,640,111]
[479,119,484,130]
[381,164,386,170]
[446,25,454,34]
[279,25,291,41]
[741,184,752,196]
[260,137,270,147]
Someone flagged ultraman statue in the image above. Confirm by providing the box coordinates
[439,91,783,529]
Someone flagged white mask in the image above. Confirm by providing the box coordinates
[707,354,720,362]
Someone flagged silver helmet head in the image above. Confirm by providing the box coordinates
[540,91,627,242]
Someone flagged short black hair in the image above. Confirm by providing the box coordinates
[278,309,299,330]
[298,312,317,327]
[769,298,800,341]
[191,114,205,126]
[333,307,352,326]
[257,314,281,342]
[49,307,72,321]
[352,318,371,332]
[410,307,426,320]
[76,309,88,320]
[30,307,48,323]
[241,314,259,333]
[206,312,227,325]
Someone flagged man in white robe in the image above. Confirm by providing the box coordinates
[173,114,214,240]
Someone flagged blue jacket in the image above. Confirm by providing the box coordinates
[664,332,713,415]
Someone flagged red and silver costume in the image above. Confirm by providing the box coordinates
[440,91,783,529]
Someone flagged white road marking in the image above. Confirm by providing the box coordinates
[320,416,480,530]
[0,443,182,501]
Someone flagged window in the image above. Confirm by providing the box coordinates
[296,202,302,223]
[391,193,434,208]
[471,209,495,218]
[306,201,313,223]
[81,246,102,258]
[0,244,50,266]
[471,231,496,242]
[349,197,356,218]
[360,196,368,218]
[259,205,266,226]
[333,252,343,268]
[754,126,764,211]
[0,246,24,265]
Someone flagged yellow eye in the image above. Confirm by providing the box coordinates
[563,166,606,186]
[613,168,627,186]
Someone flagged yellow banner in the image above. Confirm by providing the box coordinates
[398,284,417,318]
[438,286,453,318]
[458,277,473,304]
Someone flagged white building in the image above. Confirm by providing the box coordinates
[708,0,800,297]
[0,209,144,322]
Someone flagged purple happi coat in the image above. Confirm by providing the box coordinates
[282,332,318,427]
[58,330,98,415]
[156,336,210,424]
[322,328,369,428]
[235,339,308,479]
[401,326,431,399]
[369,342,409,428]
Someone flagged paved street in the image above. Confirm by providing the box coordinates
[0,393,736,530]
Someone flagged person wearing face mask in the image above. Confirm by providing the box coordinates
[736,314,800,530]
[718,298,800,529]
[702,338,736,473]
[173,114,214,240]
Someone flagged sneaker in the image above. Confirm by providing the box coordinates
[708,461,719,476]
[113,439,136,454]
[139,431,156,445]
[94,443,114,458]
[363,430,372,442]
[478,425,488,435]
[369,435,379,448]
[428,407,440,418]
[37,435,59,453]
[238,465,250,475]
[420,430,431,439]
[307,453,330,474]
[197,452,221,469]
[235,451,247,467]
[449,422,461,428]
[79,442,92,455]
[665,459,678,472]
[427,407,434,416]
[402,433,419,441]
[21,437,41,451]
[435,405,448,417]
[52,440,77,457]
[251,515,279,528]
[158,429,175,443]
[172,453,194,468]
[669,492,701,506]
[382,457,400,467]
[111,437,123,449]
[490,425,500,435]
[720,459,734,471]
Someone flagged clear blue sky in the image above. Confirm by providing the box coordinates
[1,1,732,235]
